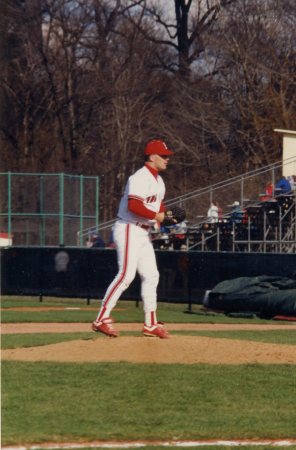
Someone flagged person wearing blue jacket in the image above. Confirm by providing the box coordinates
[275,176,292,195]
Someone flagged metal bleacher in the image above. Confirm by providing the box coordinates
[180,192,296,253]
[79,157,296,254]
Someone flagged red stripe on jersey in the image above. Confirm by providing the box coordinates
[99,224,130,316]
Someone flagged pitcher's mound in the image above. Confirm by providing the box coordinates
[2,335,296,364]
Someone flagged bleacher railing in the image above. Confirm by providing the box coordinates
[78,156,296,252]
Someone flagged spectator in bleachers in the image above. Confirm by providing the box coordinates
[265,182,274,197]
[275,176,292,195]
[287,175,296,192]
[207,200,219,223]
[86,237,93,248]
[230,201,244,224]
[259,181,274,201]
[89,233,105,248]
[172,220,188,234]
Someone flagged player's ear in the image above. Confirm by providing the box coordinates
[145,154,155,163]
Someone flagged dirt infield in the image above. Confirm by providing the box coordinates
[2,322,296,365]
[2,322,296,334]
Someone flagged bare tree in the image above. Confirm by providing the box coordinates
[81,4,174,219]
[123,0,236,76]
[0,0,45,171]
[1,0,295,223]
[207,0,296,170]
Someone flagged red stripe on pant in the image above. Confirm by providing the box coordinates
[98,224,130,320]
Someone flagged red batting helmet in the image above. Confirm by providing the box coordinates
[144,139,174,156]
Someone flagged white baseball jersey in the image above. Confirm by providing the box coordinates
[117,165,165,225]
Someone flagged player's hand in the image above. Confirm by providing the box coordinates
[155,212,165,223]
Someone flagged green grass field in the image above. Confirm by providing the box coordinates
[2,361,296,444]
[1,329,296,349]
[1,296,296,449]
[1,296,294,325]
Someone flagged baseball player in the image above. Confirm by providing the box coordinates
[92,139,174,338]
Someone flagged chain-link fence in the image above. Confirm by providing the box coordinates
[0,173,99,246]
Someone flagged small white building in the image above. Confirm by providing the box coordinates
[274,129,296,177]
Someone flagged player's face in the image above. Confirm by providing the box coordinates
[152,154,170,171]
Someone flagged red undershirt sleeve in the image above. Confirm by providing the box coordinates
[159,202,165,213]
[128,198,157,220]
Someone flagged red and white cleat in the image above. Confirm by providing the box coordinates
[142,322,170,339]
[92,317,119,337]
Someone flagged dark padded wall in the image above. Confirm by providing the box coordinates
[1,247,295,304]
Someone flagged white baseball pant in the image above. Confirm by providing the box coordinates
[97,220,159,325]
